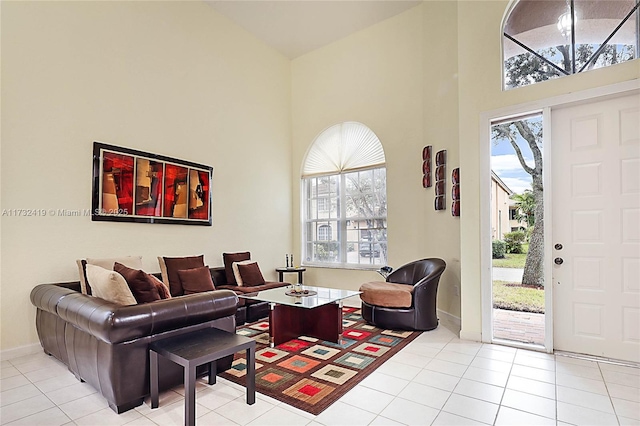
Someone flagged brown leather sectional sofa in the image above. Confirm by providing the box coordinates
[30,271,238,414]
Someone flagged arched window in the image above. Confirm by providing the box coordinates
[502,0,639,90]
[301,122,387,268]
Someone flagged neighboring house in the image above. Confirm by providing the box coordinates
[490,171,513,240]
[491,171,527,240]
[508,200,526,233]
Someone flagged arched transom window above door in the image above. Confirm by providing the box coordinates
[503,0,639,90]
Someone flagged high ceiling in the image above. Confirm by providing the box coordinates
[205,0,422,59]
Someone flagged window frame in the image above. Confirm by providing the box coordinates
[302,164,387,270]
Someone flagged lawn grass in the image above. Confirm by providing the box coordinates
[493,280,545,313]
[492,253,526,268]
[492,243,529,268]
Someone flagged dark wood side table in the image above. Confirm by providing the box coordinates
[150,328,255,426]
[275,267,306,283]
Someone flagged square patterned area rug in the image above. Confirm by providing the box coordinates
[219,307,421,415]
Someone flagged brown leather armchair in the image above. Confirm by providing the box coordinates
[360,258,446,331]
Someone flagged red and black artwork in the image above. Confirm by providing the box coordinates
[164,164,189,219]
[101,152,134,215]
[452,167,460,217]
[135,158,163,217]
[92,142,213,226]
[434,150,446,211]
[188,169,210,220]
[422,146,432,188]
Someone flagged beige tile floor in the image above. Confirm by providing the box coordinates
[1,321,639,425]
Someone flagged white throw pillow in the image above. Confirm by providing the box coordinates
[232,260,256,286]
[77,256,143,294]
[85,264,137,306]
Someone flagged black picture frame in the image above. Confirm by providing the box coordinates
[91,142,213,226]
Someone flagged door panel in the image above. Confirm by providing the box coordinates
[552,92,640,362]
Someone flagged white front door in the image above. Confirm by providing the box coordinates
[552,91,640,362]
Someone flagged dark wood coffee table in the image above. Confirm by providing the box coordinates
[238,285,361,346]
[149,328,255,426]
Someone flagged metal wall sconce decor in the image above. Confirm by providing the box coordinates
[91,142,213,226]
[452,167,460,217]
[422,145,432,188]
[434,150,446,211]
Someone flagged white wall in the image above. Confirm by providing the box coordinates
[291,2,462,318]
[0,1,292,351]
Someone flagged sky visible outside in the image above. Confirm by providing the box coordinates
[491,115,542,194]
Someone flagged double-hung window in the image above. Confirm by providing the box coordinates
[301,122,387,268]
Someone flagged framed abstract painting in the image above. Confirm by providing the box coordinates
[92,142,213,226]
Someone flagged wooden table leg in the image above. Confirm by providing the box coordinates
[208,361,216,385]
[185,365,196,426]
[246,345,256,405]
[150,350,159,409]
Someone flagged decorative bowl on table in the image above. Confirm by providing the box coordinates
[285,287,317,297]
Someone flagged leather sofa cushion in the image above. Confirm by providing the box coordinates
[218,281,287,294]
[178,266,216,295]
[359,281,413,308]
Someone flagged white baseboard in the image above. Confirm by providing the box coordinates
[437,309,461,329]
[459,329,483,342]
[0,343,42,361]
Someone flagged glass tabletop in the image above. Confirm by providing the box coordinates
[237,285,361,309]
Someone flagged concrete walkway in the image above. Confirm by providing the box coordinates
[492,267,524,282]
[493,308,545,345]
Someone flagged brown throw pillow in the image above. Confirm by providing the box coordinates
[147,274,171,299]
[177,266,216,295]
[161,255,205,296]
[223,252,251,285]
[114,262,161,304]
[237,262,265,286]
[232,260,256,286]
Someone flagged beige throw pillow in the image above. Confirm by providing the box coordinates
[77,256,144,295]
[232,260,257,286]
[85,264,137,306]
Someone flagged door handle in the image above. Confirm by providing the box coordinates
[554,257,564,265]
[554,243,563,250]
